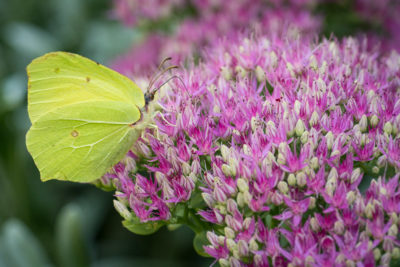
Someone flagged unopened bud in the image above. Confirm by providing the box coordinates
[243,144,252,156]
[219,258,230,267]
[326,131,334,150]
[370,115,379,128]
[237,192,245,207]
[237,178,249,192]
[372,166,379,174]
[182,162,191,175]
[309,197,316,209]
[255,66,266,82]
[222,164,233,177]
[235,65,247,78]
[365,202,375,219]
[309,111,319,127]
[288,173,296,186]
[310,217,320,232]
[221,144,230,162]
[224,227,236,239]
[237,239,249,257]
[359,115,368,132]
[351,168,362,184]
[249,238,258,251]
[226,238,236,251]
[243,191,252,204]
[113,200,132,220]
[334,220,344,235]
[373,248,381,260]
[221,66,232,80]
[346,191,356,205]
[389,224,398,236]
[278,181,289,194]
[384,121,393,135]
[270,51,278,68]
[296,172,307,187]
[295,119,305,136]
[277,153,286,165]
[300,131,309,144]
[392,247,400,259]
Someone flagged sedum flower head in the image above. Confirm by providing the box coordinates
[105,31,400,266]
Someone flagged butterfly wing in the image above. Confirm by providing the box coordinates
[26,100,141,182]
[26,52,146,182]
[27,52,145,123]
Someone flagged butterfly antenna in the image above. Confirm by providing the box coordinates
[145,65,178,104]
[147,57,173,93]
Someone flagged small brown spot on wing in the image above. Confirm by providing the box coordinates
[86,76,91,82]
[54,67,60,73]
[71,130,79,137]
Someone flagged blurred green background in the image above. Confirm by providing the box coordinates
[0,0,210,266]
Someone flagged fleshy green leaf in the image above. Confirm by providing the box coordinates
[55,204,90,267]
[122,218,165,235]
[193,231,210,257]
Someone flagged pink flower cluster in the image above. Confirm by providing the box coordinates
[111,0,321,77]
[106,32,400,266]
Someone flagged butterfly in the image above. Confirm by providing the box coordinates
[26,52,168,183]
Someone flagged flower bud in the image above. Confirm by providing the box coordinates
[351,168,362,184]
[391,212,399,224]
[222,164,233,177]
[373,248,381,260]
[380,252,391,266]
[235,65,247,78]
[226,198,238,214]
[237,192,245,208]
[384,122,393,135]
[310,157,319,170]
[226,238,237,251]
[238,239,249,257]
[288,173,296,186]
[372,166,379,174]
[296,171,307,187]
[309,111,319,127]
[300,130,309,144]
[334,220,344,235]
[295,119,305,136]
[326,131,334,150]
[224,227,236,239]
[346,191,356,205]
[243,191,252,204]
[359,115,368,132]
[255,65,266,82]
[270,51,278,68]
[113,200,132,220]
[278,181,289,194]
[365,202,375,219]
[237,178,249,192]
[389,224,398,236]
[182,162,191,175]
[221,144,230,162]
[309,55,318,70]
[370,115,379,128]
[243,144,252,156]
[308,197,316,209]
[392,248,400,259]
[221,66,232,80]
[218,259,230,267]
[249,238,259,251]
[230,256,241,267]
[202,192,215,207]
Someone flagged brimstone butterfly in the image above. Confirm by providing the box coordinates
[26,52,150,183]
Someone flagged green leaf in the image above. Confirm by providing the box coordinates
[0,219,52,267]
[55,204,90,267]
[122,218,164,235]
[193,231,211,258]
